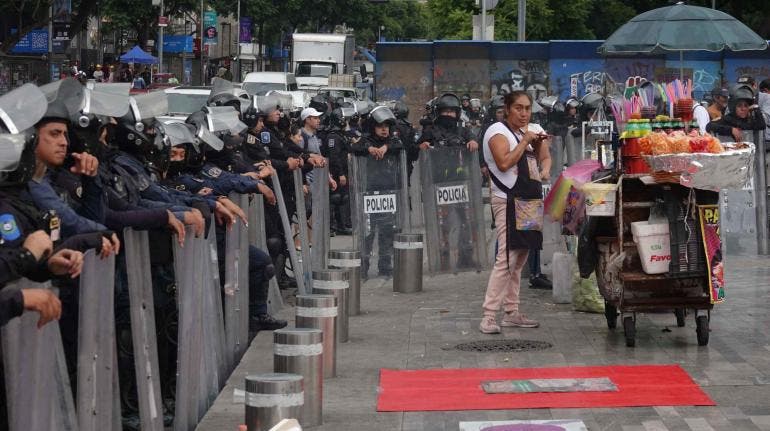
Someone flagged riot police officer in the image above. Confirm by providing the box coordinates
[322,108,353,234]
[418,93,479,152]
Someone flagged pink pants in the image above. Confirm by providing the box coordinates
[482,196,530,317]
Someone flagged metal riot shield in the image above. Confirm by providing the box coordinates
[293,169,313,288]
[1,280,78,431]
[247,194,284,314]
[122,228,164,431]
[199,221,221,411]
[717,130,763,255]
[311,164,331,270]
[225,192,250,362]
[77,251,120,431]
[419,146,487,274]
[204,218,229,388]
[270,172,308,295]
[173,225,205,431]
[349,149,410,278]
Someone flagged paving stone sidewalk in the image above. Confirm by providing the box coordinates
[196,246,770,431]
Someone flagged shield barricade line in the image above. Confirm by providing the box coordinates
[409,159,425,230]
[205,220,230,388]
[349,150,409,278]
[172,225,205,431]
[1,281,78,431]
[271,172,308,295]
[77,251,119,431]
[311,165,331,270]
[419,147,487,275]
[122,228,164,431]
[293,169,313,289]
[248,195,284,314]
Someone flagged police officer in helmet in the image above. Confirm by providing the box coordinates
[418,93,479,152]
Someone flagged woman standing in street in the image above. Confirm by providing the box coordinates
[480,91,551,334]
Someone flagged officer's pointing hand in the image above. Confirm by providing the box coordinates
[70,152,99,177]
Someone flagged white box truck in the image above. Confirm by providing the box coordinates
[292,33,355,89]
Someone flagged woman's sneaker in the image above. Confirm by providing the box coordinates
[479,316,501,334]
[500,311,539,328]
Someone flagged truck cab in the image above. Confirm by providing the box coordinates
[292,33,354,89]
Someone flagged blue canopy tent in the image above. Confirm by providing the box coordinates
[120,45,158,64]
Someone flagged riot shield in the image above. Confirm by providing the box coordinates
[270,172,308,295]
[293,169,313,288]
[419,146,487,274]
[1,280,78,431]
[247,194,284,314]
[311,164,331,270]
[77,251,120,431]
[172,225,205,430]
[349,149,409,278]
[205,218,230,387]
[122,228,164,431]
[224,193,250,365]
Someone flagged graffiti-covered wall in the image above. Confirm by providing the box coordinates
[376,40,770,124]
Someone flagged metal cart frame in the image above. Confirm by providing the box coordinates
[594,175,714,347]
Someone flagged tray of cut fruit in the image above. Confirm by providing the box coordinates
[637,131,754,191]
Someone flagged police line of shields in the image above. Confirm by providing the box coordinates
[246,193,284,314]
[349,150,410,278]
[418,146,487,274]
[310,165,331,271]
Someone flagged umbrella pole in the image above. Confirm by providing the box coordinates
[680,50,684,81]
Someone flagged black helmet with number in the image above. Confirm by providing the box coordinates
[436,93,462,117]
[327,108,347,130]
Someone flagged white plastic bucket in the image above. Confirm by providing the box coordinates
[583,182,618,216]
[631,221,671,274]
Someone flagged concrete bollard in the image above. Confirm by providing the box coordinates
[328,249,362,316]
[393,233,423,293]
[244,373,303,431]
[273,328,324,427]
[295,295,337,378]
[311,269,350,343]
[552,252,573,304]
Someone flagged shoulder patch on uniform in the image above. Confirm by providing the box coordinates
[327,138,335,148]
[261,132,271,144]
[247,134,257,145]
[0,214,21,242]
[207,167,222,178]
[175,184,186,191]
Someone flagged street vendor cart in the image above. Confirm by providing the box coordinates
[587,123,753,347]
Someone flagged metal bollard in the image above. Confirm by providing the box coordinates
[393,233,424,293]
[295,294,337,378]
[328,249,362,316]
[245,373,304,431]
[312,269,350,343]
[273,328,324,427]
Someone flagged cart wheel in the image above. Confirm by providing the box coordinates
[675,309,686,327]
[605,302,618,329]
[696,315,710,346]
[623,316,636,347]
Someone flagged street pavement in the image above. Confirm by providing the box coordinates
[196,234,770,431]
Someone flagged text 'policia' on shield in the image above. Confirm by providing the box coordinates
[364,194,397,214]
[436,184,470,205]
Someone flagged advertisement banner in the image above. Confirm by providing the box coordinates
[11,29,48,54]
[239,17,252,43]
[203,11,218,45]
[699,205,723,304]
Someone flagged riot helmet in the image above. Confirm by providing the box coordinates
[365,106,396,135]
[208,77,242,113]
[164,121,203,177]
[436,93,462,118]
[185,110,224,153]
[327,108,348,130]
[38,78,85,126]
[579,92,605,120]
[309,94,329,115]
[393,100,409,120]
[0,84,48,185]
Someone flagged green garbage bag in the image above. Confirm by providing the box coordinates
[572,270,605,313]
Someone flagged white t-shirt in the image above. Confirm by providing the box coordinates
[483,122,545,199]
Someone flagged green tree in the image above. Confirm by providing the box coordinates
[0,0,99,54]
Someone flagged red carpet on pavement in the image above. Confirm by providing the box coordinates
[377,365,715,412]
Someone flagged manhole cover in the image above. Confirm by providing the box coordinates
[453,339,552,353]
